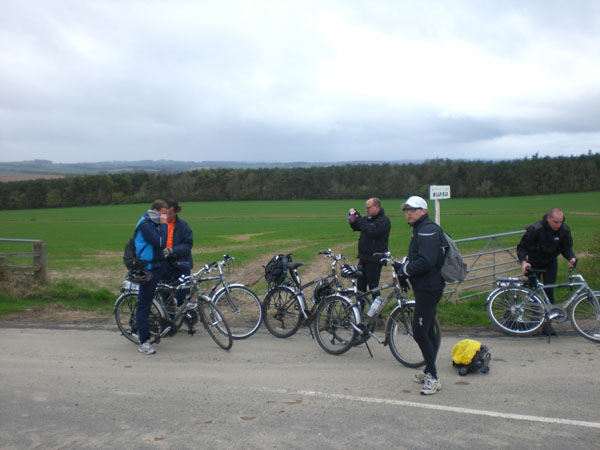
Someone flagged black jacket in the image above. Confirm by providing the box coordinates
[405,214,445,292]
[517,214,575,267]
[349,207,391,263]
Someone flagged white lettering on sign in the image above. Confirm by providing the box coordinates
[429,185,451,200]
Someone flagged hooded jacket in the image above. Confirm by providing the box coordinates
[134,210,168,270]
[517,214,575,266]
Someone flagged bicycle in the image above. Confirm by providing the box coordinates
[486,263,600,342]
[194,254,263,340]
[312,251,441,368]
[114,275,233,350]
[262,249,352,338]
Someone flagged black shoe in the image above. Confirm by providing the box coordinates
[541,323,557,336]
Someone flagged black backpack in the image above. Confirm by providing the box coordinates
[123,227,145,271]
[264,254,291,286]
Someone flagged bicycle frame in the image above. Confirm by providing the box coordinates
[279,249,350,321]
[494,268,600,320]
[191,255,241,310]
[153,275,209,337]
[346,252,412,342]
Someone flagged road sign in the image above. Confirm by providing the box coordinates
[429,185,451,225]
[429,185,451,200]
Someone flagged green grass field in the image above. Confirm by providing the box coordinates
[1,192,599,324]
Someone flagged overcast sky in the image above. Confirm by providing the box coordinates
[1,0,599,164]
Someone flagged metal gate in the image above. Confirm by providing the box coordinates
[444,230,524,302]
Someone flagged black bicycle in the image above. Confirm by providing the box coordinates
[262,249,356,338]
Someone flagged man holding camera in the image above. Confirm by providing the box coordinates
[348,197,391,324]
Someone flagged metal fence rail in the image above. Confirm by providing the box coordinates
[0,238,47,283]
[444,230,524,302]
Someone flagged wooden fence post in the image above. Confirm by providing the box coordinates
[33,240,47,283]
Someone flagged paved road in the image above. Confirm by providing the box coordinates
[1,320,599,449]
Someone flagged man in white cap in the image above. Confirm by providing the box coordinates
[397,195,445,395]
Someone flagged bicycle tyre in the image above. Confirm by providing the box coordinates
[486,287,545,336]
[114,291,165,344]
[262,286,303,338]
[569,293,600,343]
[387,304,440,368]
[213,286,263,340]
[313,295,358,355]
[198,299,233,350]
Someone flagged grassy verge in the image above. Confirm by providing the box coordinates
[0,279,115,317]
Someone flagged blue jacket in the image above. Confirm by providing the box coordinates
[134,213,168,270]
[168,215,194,269]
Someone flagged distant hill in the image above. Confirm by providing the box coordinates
[0,159,421,180]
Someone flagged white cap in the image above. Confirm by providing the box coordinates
[401,196,428,210]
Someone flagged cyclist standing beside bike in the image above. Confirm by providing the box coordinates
[134,200,169,355]
[397,196,445,395]
[517,208,577,336]
[348,197,391,325]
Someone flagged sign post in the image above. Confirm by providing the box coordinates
[429,185,451,225]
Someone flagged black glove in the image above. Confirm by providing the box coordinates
[399,278,410,292]
[162,247,174,259]
[393,259,408,278]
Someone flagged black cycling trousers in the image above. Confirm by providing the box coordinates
[357,259,383,305]
[532,259,558,304]
[412,289,443,379]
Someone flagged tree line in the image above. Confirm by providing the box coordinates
[1,153,598,210]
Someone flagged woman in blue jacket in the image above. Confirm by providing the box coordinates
[134,199,168,355]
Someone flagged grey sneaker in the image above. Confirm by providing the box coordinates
[413,372,427,384]
[420,374,441,395]
[138,341,156,355]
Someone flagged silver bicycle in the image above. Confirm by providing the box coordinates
[194,254,263,340]
[486,264,600,342]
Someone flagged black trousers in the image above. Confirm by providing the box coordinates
[531,259,558,304]
[357,259,384,305]
[412,289,443,379]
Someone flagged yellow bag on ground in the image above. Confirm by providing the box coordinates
[452,339,482,365]
[451,339,491,376]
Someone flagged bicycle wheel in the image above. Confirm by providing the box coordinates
[569,293,600,343]
[213,286,263,340]
[197,299,233,350]
[313,295,358,355]
[486,287,545,336]
[114,292,164,344]
[387,303,441,368]
[262,286,303,338]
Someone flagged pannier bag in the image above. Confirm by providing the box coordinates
[451,339,491,376]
